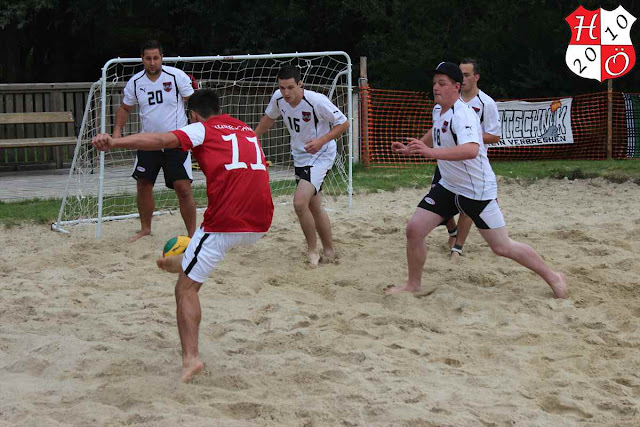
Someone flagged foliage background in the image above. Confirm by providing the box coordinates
[0,0,639,97]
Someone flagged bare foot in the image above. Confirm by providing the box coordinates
[307,251,320,267]
[413,286,438,298]
[549,272,568,299]
[180,358,204,383]
[450,251,461,263]
[157,255,183,273]
[384,284,422,295]
[319,248,338,264]
[128,229,151,243]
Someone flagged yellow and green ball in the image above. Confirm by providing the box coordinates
[162,235,191,257]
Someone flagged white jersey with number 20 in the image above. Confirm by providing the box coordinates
[123,65,194,133]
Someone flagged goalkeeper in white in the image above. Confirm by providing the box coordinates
[255,65,349,266]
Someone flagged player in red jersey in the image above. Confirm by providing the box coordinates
[92,89,274,383]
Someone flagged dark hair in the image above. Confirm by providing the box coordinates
[187,89,221,118]
[277,65,301,83]
[141,40,163,56]
[459,58,479,74]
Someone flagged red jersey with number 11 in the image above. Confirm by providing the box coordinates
[171,114,273,233]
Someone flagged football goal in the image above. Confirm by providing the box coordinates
[52,51,353,237]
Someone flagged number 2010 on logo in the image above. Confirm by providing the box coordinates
[565,5,636,82]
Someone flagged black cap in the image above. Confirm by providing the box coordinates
[433,61,463,83]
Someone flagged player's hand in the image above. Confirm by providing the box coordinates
[304,138,324,154]
[91,133,115,151]
[407,138,433,158]
[391,140,411,155]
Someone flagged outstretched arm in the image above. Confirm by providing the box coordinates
[391,127,434,156]
[255,115,276,138]
[407,138,479,160]
[391,140,411,156]
[92,132,181,151]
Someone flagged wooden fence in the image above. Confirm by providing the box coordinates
[0,82,92,170]
[0,81,358,171]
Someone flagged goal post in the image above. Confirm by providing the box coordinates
[53,51,354,237]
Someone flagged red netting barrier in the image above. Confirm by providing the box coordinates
[359,86,636,166]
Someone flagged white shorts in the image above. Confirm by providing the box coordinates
[295,151,335,193]
[456,197,506,229]
[295,164,333,194]
[419,183,506,230]
[181,228,264,283]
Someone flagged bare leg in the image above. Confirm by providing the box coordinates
[445,217,457,249]
[385,209,443,294]
[175,272,204,382]
[293,181,320,266]
[173,179,197,238]
[451,213,473,260]
[309,190,336,262]
[478,227,568,299]
[157,254,184,273]
[454,213,473,247]
[130,179,155,242]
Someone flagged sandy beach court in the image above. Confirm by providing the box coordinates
[1,178,639,426]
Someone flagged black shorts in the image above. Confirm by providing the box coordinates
[430,166,451,227]
[132,149,193,189]
[431,165,442,189]
[418,183,505,230]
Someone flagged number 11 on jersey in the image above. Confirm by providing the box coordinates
[222,133,266,171]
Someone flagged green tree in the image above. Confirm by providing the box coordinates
[1,0,638,97]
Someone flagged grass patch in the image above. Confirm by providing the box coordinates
[352,163,435,193]
[351,159,640,192]
[0,198,61,225]
[2,159,640,224]
[489,159,640,182]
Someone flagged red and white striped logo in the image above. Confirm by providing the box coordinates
[565,5,636,82]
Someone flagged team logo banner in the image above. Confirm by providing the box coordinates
[494,98,574,147]
[565,5,636,82]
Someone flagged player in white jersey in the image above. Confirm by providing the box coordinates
[446,58,502,259]
[113,40,197,243]
[387,62,567,299]
[255,65,349,266]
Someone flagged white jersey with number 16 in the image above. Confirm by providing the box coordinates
[264,89,347,167]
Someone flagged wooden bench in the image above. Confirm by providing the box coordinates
[0,111,77,169]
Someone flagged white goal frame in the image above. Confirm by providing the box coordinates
[52,51,354,237]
